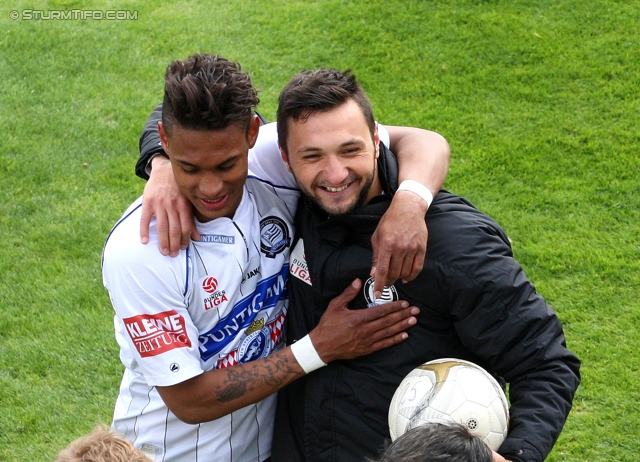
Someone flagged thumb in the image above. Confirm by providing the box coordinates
[190,219,201,241]
[326,279,362,312]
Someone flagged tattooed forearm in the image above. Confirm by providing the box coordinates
[262,351,301,386]
[217,365,258,402]
[215,351,302,402]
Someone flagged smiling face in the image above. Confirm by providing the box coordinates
[159,116,259,222]
[281,99,382,216]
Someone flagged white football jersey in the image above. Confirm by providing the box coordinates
[102,121,388,462]
[103,128,298,461]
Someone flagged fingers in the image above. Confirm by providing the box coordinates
[402,227,427,283]
[140,158,193,257]
[373,238,427,290]
[371,246,392,299]
[140,201,153,245]
[359,299,409,321]
[188,216,200,243]
[366,331,410,352]
[164,207,185,257]
[154,208,171,256]
[326,279,362,312]
[364,303,418,336]
[350,304,419,355]
[371,191,428,290]
[402,252,425,284]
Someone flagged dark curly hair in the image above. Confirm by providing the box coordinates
[162,53,259,136]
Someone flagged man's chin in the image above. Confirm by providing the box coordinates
[315,199,357,217]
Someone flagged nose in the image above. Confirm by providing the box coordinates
[321,155,350,185]
[199,172,224,198]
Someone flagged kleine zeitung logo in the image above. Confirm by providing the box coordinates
[123,310,191,358]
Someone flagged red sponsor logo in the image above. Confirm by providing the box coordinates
[204,292,229,310]
[290,261,312,285]
[123,310,191,358]
[202,277,218,293]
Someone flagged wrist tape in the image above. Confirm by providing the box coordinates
[397,180,434,210]
[290,334,326,374]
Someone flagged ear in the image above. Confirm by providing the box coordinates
[373,122,380,160]
[247,115,261,148]
[278,142,292,173]
[158,122,169,152]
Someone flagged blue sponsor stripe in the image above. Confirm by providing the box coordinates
[199,264,289,361]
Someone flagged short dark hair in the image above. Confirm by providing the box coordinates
[369,423,493,462]
[162,53,259,136]
[276,68,375,154]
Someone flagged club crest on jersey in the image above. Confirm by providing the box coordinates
[363,277,398,307]
[239,318,271,362]
[215,310,286,369]
[202,277,229,310]
[260,216,290,258]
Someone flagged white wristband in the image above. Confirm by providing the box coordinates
[290,334,326,374]
[397,180,434,210]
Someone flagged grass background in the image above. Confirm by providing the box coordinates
[1,0,638,460]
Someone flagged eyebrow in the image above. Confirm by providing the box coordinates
[175,159,199,168]
[297,138,365,153]
[175,155,240,168]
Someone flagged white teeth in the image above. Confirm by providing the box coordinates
[325,185,348,192]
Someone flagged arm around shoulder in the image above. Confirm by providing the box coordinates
[369,126,450,293]
[386,125,450,198]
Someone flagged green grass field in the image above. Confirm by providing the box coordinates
[1,0,638,460]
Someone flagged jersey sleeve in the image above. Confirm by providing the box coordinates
[102,201,204,387]
[377,123,391,148]
[248,123,299,189]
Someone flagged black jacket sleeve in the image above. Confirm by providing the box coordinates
[136,103,165,180]
[441,208,581,462]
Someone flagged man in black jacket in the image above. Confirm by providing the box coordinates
[271,68,580,462]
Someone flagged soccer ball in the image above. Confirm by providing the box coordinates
[388,358,509,451]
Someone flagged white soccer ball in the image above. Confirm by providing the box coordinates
[388,358,509,451]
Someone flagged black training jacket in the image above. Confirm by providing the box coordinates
[271,144,580,462]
